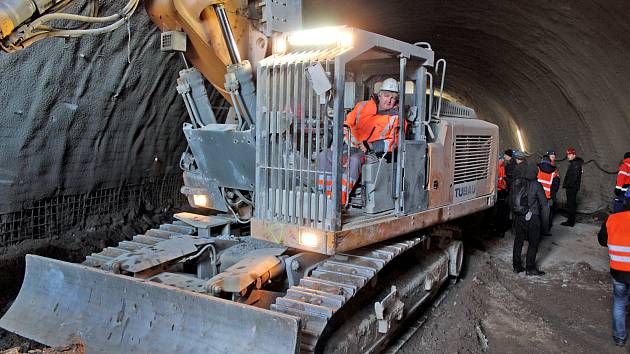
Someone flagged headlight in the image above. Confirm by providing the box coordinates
[299,231,321,248]
[192,194,209,208]
[272,35,287,54]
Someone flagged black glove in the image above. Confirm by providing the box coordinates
[371,140,386,154]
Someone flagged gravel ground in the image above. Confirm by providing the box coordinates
[396,218,622,353]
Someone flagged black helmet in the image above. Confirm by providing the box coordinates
[512,150,526,160]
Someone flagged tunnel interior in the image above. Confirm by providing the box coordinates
[304,0,630,214]
[0,0,628,351]
[1,1,628,259]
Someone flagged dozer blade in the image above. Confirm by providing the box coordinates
[1,255,300,354]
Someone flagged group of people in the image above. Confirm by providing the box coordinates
[495,147,584,276]
[497,148,630,347]
[599,151,630,347]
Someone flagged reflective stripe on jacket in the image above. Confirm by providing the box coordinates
[616,159,630,193]
[344,99,406,152]
[608,211,630,271]
[537,169,557,199]
[498,160,507,191]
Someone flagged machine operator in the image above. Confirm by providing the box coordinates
[318,78,406,205]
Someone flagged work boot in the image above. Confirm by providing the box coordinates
[526,269,545,276]
[513,265,525,273]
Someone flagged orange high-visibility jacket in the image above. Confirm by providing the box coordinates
[607,211,630,271]
[498,160,507,191]
[616,158,630,194]
[537,169,558,199]
[345,99,406,152]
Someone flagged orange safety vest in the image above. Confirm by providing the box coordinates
[345,99,406,152]
[616,159,630,193]
[537,169,557,199]
[607,211,630,271]
[498,160,507,191]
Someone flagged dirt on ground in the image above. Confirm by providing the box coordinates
[0,339,84,354]
[397,218,621,354]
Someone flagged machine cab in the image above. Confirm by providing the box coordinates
[251,27,498,254]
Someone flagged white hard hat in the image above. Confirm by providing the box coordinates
[380,78,398,93]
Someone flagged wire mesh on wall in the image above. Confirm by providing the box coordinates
[0,174,187,249]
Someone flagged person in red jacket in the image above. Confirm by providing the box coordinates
[317,78,405,205]
[598,189,630,347]
[613,152,630,213]
[494,155,510,237]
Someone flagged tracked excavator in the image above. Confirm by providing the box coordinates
[0,1,499,353]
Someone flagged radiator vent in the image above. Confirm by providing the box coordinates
[454,135,492,184]
[432,101,477,119]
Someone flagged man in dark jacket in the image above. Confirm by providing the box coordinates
[598,190,630,346]
[561,147,583,227]
[512,154,550,276]
[503,149,516,190]
[538,156,560,234]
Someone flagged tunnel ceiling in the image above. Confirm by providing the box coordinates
[305,0,630,211]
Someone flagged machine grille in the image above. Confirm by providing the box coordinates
[453,135,492,184]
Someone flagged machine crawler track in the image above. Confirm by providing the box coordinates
[81,223,197,270]
[270,235,428,353]
[6,219,454,354]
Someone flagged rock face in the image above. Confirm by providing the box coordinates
[305,0,630,212]
[0,1,189,213]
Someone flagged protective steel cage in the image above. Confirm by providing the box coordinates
[254,28,435,231]
[255,49,342,230]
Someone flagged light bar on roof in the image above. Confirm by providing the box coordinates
[287,26,353,47]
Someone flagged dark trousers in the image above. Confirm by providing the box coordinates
[613,197,625,213]
[496,190,510,234]
[549,199,556,228]
[565,187,578,224]
[513,215,542,270]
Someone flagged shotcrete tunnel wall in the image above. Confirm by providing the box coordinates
[0,0,193,252]
[1,0,628,255]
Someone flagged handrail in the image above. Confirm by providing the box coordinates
[394,56,408,214]
[435,59,447,120]
[414,42,432,50]
[422,72,436,140]
[343,125,352,209]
